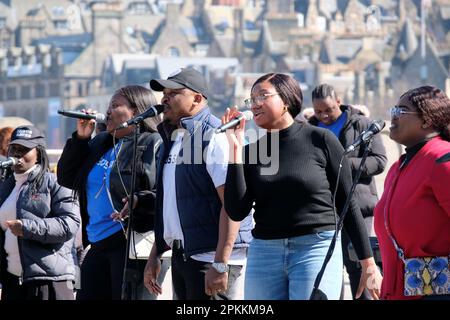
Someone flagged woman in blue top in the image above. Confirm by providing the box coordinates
[57,85,166,300]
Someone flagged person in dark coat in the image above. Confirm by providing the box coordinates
[0,125,80,300]
[310,84,387,299]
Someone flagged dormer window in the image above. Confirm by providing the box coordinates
[128,2,151,14]
[168,47,180,57]
[54,20,68,30]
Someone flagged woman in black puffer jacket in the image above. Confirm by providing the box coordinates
[0,125,80,300]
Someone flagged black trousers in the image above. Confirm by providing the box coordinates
[171,244,243,300]
[1,271,74,300]
[76,231,127,300]
[341,230,383,300]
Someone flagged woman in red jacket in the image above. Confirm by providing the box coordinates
[374,86,450,300]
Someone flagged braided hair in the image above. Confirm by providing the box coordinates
[311,83,338,101]
[401,86,450,141]
[29,145,50,194]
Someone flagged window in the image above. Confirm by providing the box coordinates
[168,47,180,57]
[21,85,31,99]
[15,56,22,67]
[54,20,68,30]
[6,86,16,100]
[128,2,150,14]
[78,82,83,97]
[35,83,46,98]
[49,83,60,97]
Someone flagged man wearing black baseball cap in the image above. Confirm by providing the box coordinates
[150,67,209,100]
[144,68,252,300]
[149,68,209,127]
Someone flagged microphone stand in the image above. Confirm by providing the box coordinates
[120,119,142,300]
[310,139,372,300]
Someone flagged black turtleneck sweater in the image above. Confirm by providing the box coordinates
[400,139,429,169]
[225,121,372,259]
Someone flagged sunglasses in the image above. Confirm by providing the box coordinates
[389,106,419,118]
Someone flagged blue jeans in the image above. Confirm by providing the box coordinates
[245,231,343,300]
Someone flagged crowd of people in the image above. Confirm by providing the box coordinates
[0,67,449,301]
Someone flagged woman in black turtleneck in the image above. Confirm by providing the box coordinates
[222,73,381,300]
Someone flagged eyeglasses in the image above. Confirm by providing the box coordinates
[244,93,279,108]
[390,106,419,118]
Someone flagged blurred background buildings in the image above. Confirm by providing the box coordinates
[0,0,449,148]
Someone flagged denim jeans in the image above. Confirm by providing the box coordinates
[245,230,343,300]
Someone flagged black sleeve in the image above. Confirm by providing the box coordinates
[57,131,91,189]
[131,133,161,232]
[348,118,387,178]
[224,156,254,222]
[324,130,373,260]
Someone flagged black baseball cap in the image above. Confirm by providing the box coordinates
[150,68,209,99]
[9,125,46,149]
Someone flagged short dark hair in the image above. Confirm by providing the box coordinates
[401,86,450,141]
[252,73,303,118]
[312,84,337,101]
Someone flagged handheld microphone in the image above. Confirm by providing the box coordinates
[0,157,18,168]
[345,119,386,153]
[58,110,106,123]
[215,110,254,134]
[116,104,165,130]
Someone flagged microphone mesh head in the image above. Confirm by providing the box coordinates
[242,110,254,120]
[96,113,106,122]
[154,104,166,114]
[372,119,386,133]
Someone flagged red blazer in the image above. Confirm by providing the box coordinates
[374,137,450,300]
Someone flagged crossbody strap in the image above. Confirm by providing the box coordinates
[382,166,407,262]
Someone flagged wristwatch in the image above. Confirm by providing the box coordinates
[211,262,229,273]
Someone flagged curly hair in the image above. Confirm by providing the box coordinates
[400,86,450,141]
[0,127,14,157]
